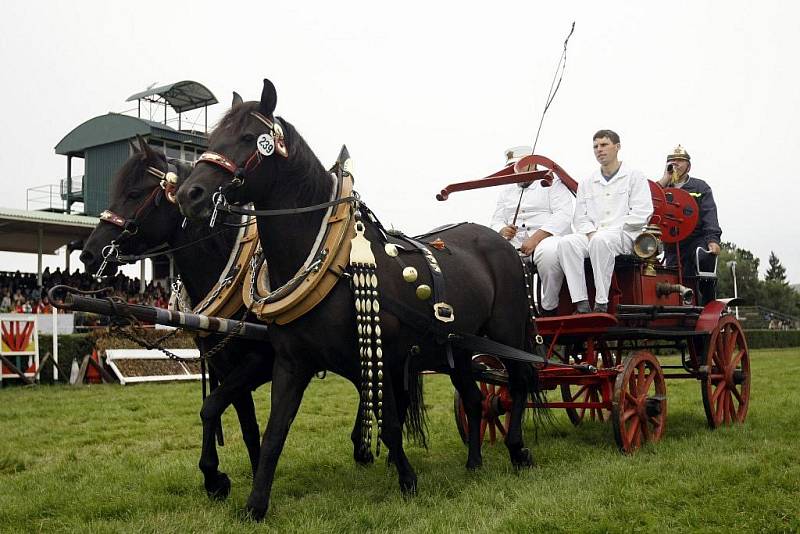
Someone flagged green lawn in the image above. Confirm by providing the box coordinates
[1,349,798,533]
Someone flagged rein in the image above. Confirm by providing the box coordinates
[116,223,250,263]
[217,195,356,217]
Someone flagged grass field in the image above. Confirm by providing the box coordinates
[1,348,798,533]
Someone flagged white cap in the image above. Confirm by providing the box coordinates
[504,145,533,164]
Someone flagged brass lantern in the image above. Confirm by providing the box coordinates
[633,224,663,276]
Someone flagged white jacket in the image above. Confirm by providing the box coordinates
[572,162,653,242]
[490,177,574,249]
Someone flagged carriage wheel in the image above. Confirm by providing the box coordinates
[561,383,610,426]
[560,342,613,425]
[453,355,511,447]
[612,351,667,454]
[701,315,750,428]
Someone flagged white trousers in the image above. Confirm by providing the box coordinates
[558,231,633,304]
[531,236,564,312]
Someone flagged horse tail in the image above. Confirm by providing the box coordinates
[403,368,428,449]
[524,323,554,436]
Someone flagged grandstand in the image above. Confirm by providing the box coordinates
[3,81,218,294]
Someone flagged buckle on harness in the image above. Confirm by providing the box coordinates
[433,302,455,323]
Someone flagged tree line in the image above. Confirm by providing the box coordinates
[715,243,800,318]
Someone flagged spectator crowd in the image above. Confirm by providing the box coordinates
[0,268,169,315]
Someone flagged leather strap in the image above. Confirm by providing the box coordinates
[191,216,258,319]
[402,236,453,324]
[99,210,127,228]
[379,294,554,367]
[244,173,355,324]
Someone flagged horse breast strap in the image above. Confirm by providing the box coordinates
[188,212,258,321]
[243,172,355,324]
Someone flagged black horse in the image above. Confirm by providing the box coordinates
[79,139,373,502]
[177,79,539,520]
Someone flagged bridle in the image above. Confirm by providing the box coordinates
[95,161,180,278]
[195,111,288,227]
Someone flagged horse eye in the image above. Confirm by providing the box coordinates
[127,190,143,200]
[241,133,256,143]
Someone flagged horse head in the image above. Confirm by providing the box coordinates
[80,135,190,277]
[177,79,294,220]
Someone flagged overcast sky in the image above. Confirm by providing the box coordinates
[1,1,798,283]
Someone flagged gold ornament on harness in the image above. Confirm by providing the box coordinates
[402,266,418,283]
[415,284,432,300]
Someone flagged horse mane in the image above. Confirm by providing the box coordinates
[110,149,165,199]
[280,119,333,208]
[212,102,333,207]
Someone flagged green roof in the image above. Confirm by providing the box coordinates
[126,80,218,113]
[55,114,208,157]
[0,207,99,254]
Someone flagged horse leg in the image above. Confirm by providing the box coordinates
[449,367,484,470]
[232,391,261,476]
[379,371,417,494]
[350,405,374,465]
[503,360,534,468]
[384,372,410,467]
[245,360,313,522]
[198,385,232,500]
[198,355,264,500]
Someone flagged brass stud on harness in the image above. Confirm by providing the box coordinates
[384,244,399,257]
[402,266,418,283]
[415,284,432,300]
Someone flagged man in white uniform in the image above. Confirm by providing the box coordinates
[491,146,574,315]
[557,130,653,313]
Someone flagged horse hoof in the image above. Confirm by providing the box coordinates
[354,445,374,466]
[511,447,534,469]
[244,504,268,522]
[399,476,417,496]
[466,455,483,470]
[205,472,231,501]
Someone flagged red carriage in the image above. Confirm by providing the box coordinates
[441,155,750,453]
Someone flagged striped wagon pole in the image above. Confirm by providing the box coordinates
[50,289,269,341]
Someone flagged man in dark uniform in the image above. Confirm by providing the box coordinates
[658,145,722,302]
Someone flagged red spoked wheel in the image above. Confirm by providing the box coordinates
[561,382,610,426]
[560,342,614,425]
[701,315,750,428]
[453,355,511,447]
[612,351,667,454]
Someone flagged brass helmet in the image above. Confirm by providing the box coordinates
[504,145,533,165]
[666,144,691,162]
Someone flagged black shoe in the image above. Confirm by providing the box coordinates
[540,308,558,317]
[574,300,591,314]
[594,303,608,313]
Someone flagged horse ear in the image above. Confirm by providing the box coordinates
[232,91,244,107]
[259,79,277,116]
[138,134,158,160]
[129,138,140,153]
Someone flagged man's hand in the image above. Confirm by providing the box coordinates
[658,166,672,187]
[519,236,539,256]
[519,230,552,256]
[708,242,721,255]
[499,225,517,240]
